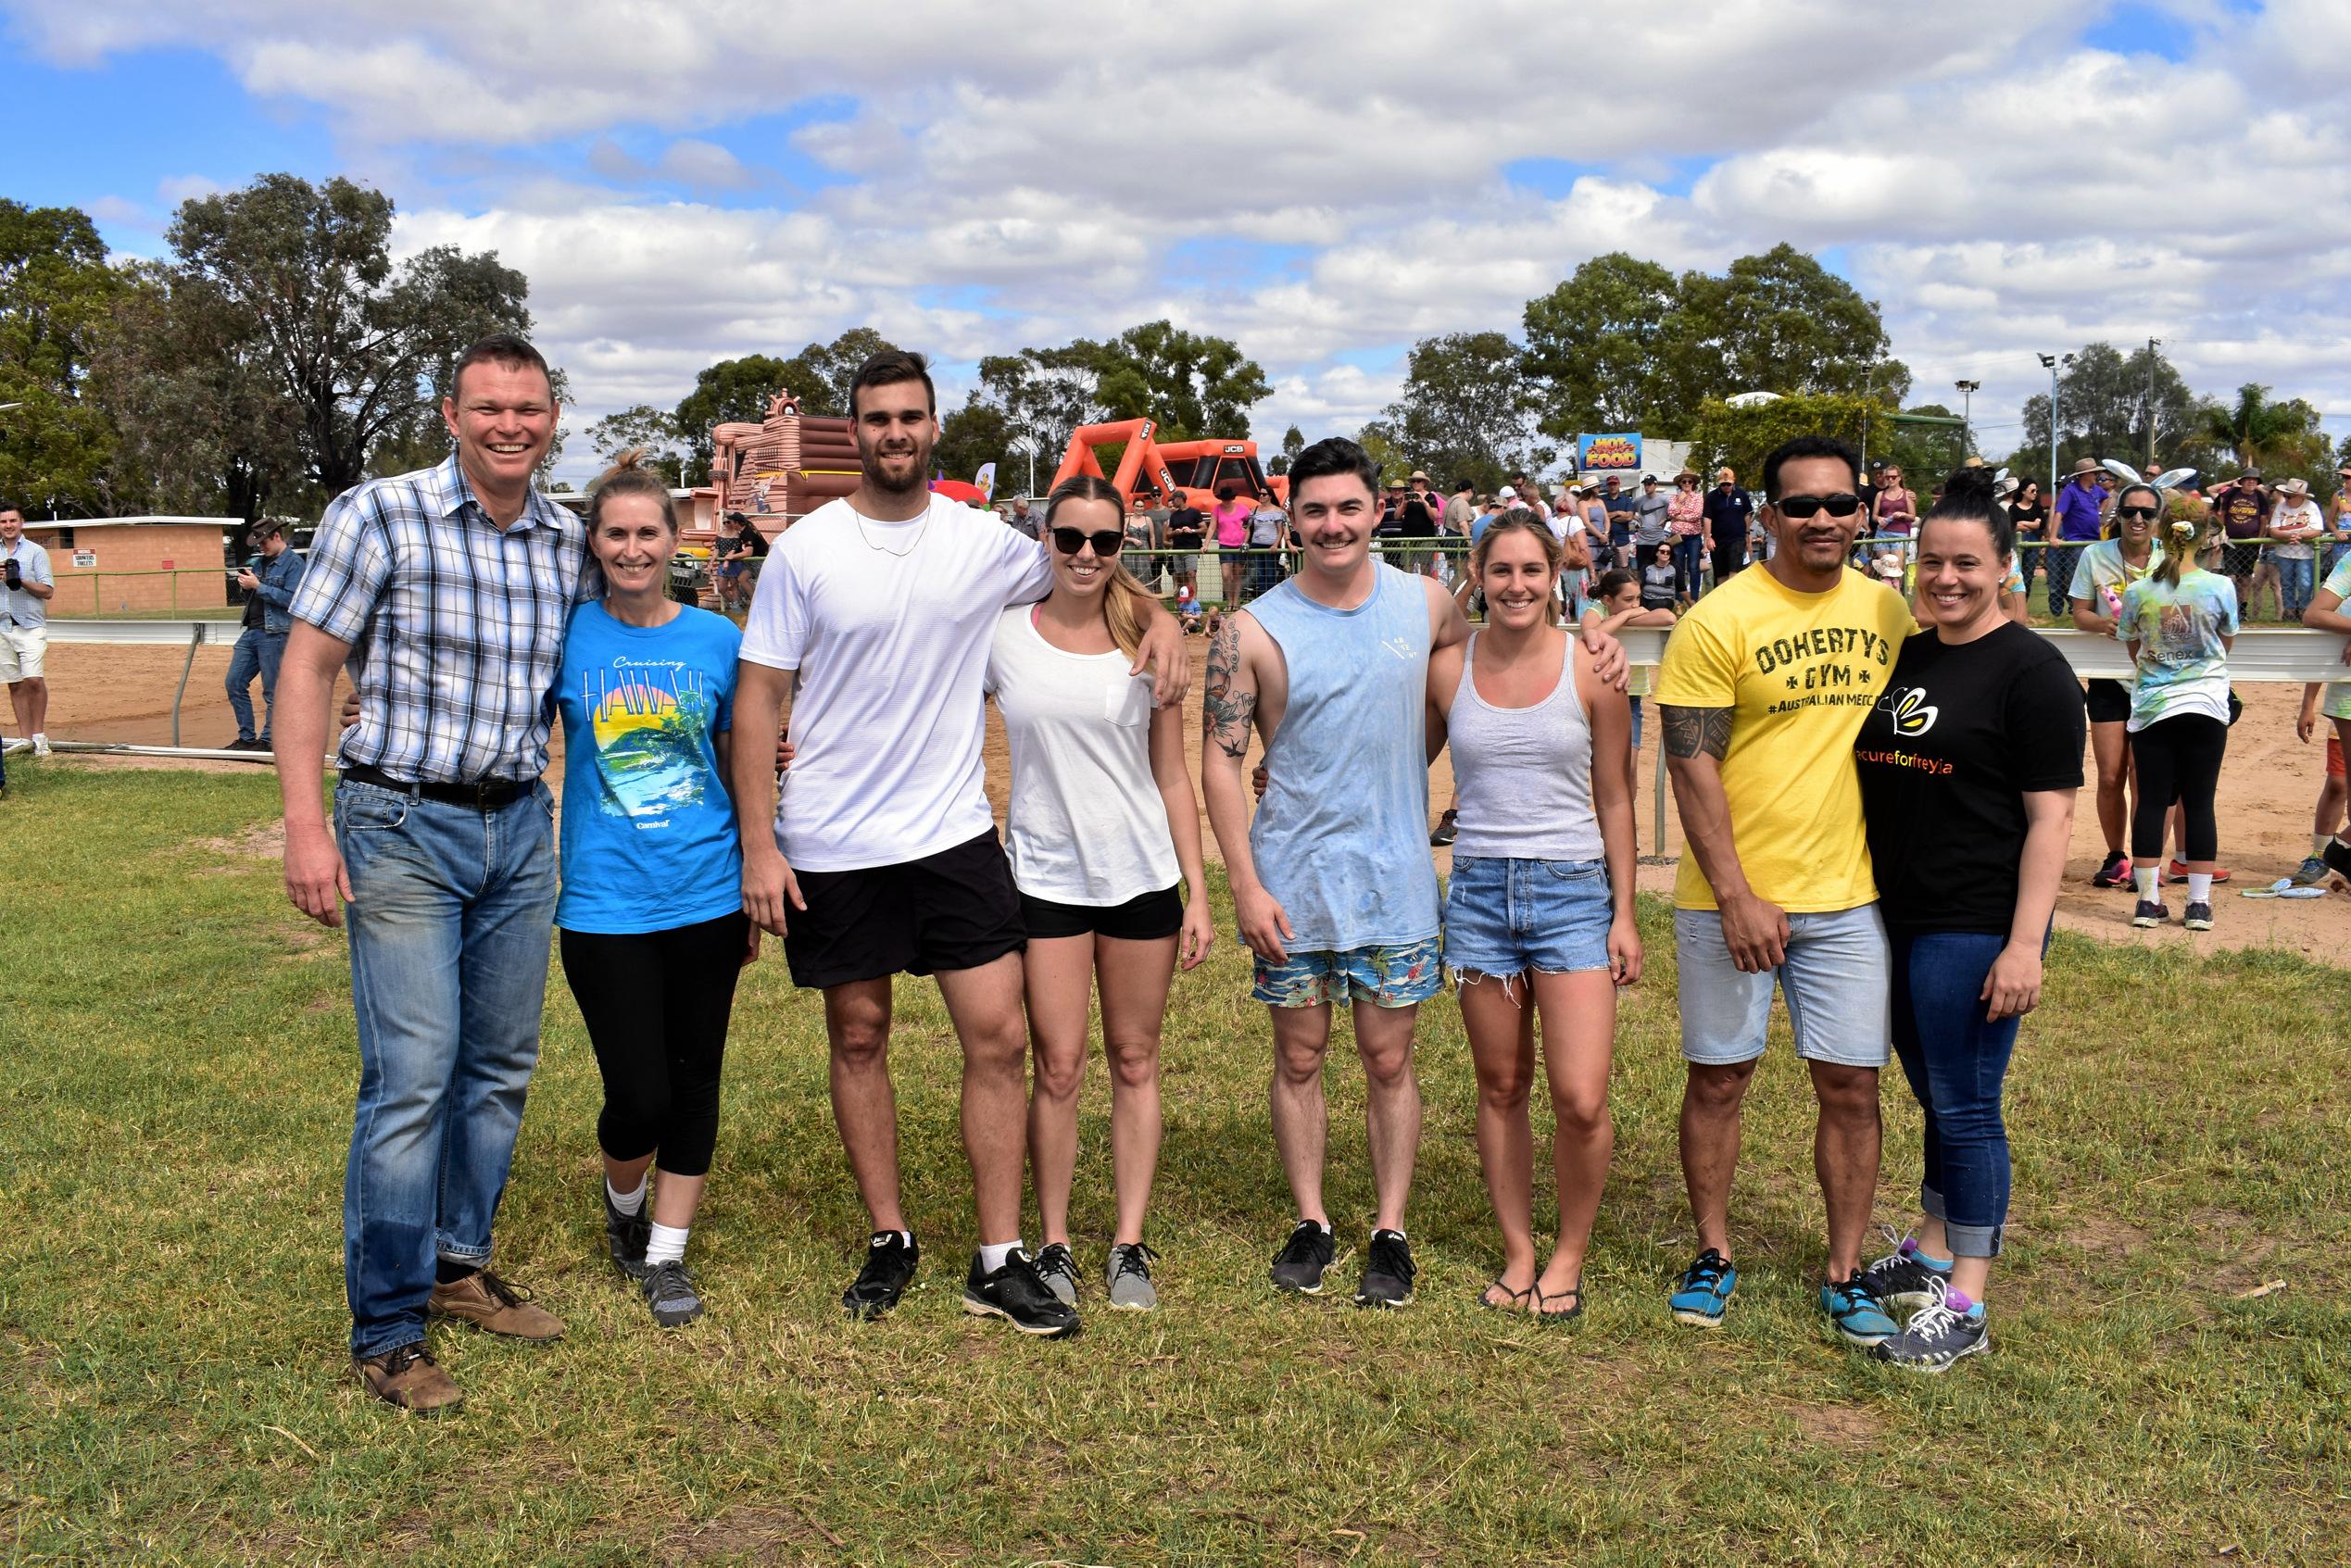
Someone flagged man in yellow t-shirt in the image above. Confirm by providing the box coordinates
[1653,434,1916,1346]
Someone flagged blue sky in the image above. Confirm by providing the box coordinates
[5,0,2343,482]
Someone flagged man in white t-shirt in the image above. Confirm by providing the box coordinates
[731,350,1187,1340]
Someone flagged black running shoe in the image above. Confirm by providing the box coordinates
[841,1230,920,1321]
[603,1185,650,1280]
[1857,1233,1952,1312]
[961,1248,1080,1338]
[640,1259,704,1328]
[1428,809,1459,847]
[1355,1229,1416,1310]
[1269,1220,1337,1294]
[2092,852,2131,889]
[2131,897,2168,929]
[2183,900,2214,932]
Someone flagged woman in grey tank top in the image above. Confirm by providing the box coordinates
[1430,510,1640,1321]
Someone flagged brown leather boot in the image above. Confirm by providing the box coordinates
[428,1269,565,1341]
[352,1342,463,1413]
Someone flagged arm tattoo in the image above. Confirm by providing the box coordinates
[1660,705,1734,760]
[1203,617,1257,759]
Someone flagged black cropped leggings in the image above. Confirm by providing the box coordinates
[559,911,748,1177]
[2129,714,2228,865]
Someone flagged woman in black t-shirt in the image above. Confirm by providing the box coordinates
[1852,467,2085,1374]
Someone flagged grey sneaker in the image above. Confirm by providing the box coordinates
[1857,1233,1952,1312]
[640,1259,704,1328]
[1872,1279,1989,1373]
[1034,1242,1079,1308]
[1106,1242,1160,1311]
[2290,855,2332,888]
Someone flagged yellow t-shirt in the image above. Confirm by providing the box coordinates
[1653,565,1917,912]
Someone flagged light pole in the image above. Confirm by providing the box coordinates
[1955,380,1980,461]
[1008,435,1037,501]
[2037,353,2073,502]
[2144,336,2162,470]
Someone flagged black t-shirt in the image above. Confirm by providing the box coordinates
[1398,496,1436,538]
[1854,621,2086,933]
[1167,507,1205,548]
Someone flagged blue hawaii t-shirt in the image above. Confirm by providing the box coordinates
[554,601,745,934]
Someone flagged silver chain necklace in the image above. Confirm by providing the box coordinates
[852,501,931,558]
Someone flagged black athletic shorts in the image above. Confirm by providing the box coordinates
[2084,677,2132,725]
[1020,884,1184,943]
[784,829,1025,989]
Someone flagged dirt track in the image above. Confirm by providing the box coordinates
[30,639,2348,961]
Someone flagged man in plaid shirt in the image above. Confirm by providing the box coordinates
[276,333,585,1414]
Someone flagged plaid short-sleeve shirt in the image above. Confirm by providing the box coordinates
[291,456,589,784]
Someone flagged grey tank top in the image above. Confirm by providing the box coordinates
[1448,631,1606,863]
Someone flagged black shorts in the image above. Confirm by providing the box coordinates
[1020,884,1184,942]
[784,830,1024,989]
[2085,677,2132,725]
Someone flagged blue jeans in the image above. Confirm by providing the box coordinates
[1888,930,2025,1259]
[2278,557,2315,618]
[1672,534,1705,599]
[225,628,286,742]
[336,778,558,1356]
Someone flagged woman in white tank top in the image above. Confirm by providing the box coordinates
[1428,511,1640,1321]
[982,476,1215,1313]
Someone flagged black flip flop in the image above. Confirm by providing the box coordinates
[1533,1284,1585,1323]
[1478,1279,1533,1313]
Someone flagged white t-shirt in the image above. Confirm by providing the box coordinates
[984,607,1179,906]
[739,495,1053,872]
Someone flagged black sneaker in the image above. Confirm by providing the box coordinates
[1033,1242,1078,1307]
[2183,900,2214,932]
[603,1185,650,1280]
[961,1248,1080,1338]
[1857,1234,1952,1312]
[1428,809,1459,847]
[640,1259,704,1328]
[841,1230,920,1320]
[1355,1229,1416,1310]
[2131,897,2168,928]
[2091,851,2131,889]
[1269,1220,1337,1294]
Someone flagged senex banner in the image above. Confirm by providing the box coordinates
[1578,433,1643,471]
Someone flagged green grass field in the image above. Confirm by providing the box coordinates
[4,767,2347,1565]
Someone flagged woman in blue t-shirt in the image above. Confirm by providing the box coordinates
[555,451,755,1330]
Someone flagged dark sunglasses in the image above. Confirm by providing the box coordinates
[1775,493,1863,519]
[2115,505,2161,521]
[1050,526,1125,557]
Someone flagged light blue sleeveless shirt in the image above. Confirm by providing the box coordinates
[1246,564,1441,950]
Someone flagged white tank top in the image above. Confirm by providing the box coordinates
[1448,631,1606,863]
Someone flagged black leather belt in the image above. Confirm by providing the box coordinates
[342,761,534,810]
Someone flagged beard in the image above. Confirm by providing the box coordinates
[861,433,934,495]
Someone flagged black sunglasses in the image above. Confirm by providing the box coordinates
[1050,526,1125,557]
[1775,493,1863,519]
[2115,505,2161,521]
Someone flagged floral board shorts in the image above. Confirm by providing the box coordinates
[1251,936,1443,1009]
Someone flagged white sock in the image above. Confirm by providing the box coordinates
[979,1239,1023,1273]
[2187,872,2213,903]
[878,1228,912,1248]
[2133,865,2158,899]
[646,1221,689,1267]
[606,1175,646,1215]
[2316,834,2332,859]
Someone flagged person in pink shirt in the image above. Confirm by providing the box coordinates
[1213,483,1256,609]
[1666,470,1707,600]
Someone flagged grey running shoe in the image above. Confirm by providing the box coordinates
[603,1185,650,1280]
[2290,855,2331,888]
[1106,1242,1160,1311]
[1354,1229,1416,1310]
[1269,1221,1337,1294]
[2131,897,2167,928]
[2183,900,2214,932]
[1872,1279,1990,1373]
[640,1260,704,1328]
[1034,1242,1079,1308]
[1858,1233,1952,1312]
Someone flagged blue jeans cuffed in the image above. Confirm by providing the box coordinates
[1888,929,2025,1259]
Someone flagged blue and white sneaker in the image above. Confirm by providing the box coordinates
[1820,1273,1899,1346]
[1668,1248,1737,1327]
[1872,1278,1990,1372]
[1859,1234,1953,1312]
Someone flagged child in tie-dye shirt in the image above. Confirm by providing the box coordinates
[2117,508,2237,931]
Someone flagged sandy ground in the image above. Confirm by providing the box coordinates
[28,639,2349,960]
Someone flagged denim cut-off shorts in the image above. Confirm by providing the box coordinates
[1443,856,1614,979]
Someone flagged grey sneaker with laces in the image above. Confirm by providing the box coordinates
[640,1259,704,1328]
[1106,1241,1160,1311]
[1872,1278,1989,1373]
[1034,1242,1079,1308]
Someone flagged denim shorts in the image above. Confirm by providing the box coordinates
[1443,856,1614,977]
[1251,935,1442,1009]
[1674,903,1891,1069]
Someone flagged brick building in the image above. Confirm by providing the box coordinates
[20,517,239,616]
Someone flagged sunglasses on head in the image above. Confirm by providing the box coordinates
[2116,505,2161,521]
[1774,493,1863,520]
[1050,526,1125,557]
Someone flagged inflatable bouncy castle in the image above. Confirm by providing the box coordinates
[698,392,863,542]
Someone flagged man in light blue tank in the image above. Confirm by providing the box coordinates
[1201,438,1625,1309]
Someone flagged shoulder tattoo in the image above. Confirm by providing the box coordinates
[1660,704,1734,760]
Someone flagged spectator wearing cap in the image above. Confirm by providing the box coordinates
[1601,475,1634,568]
[1702,467,1754,588]
[1630,473,1673,562]
[224,518,307,752]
